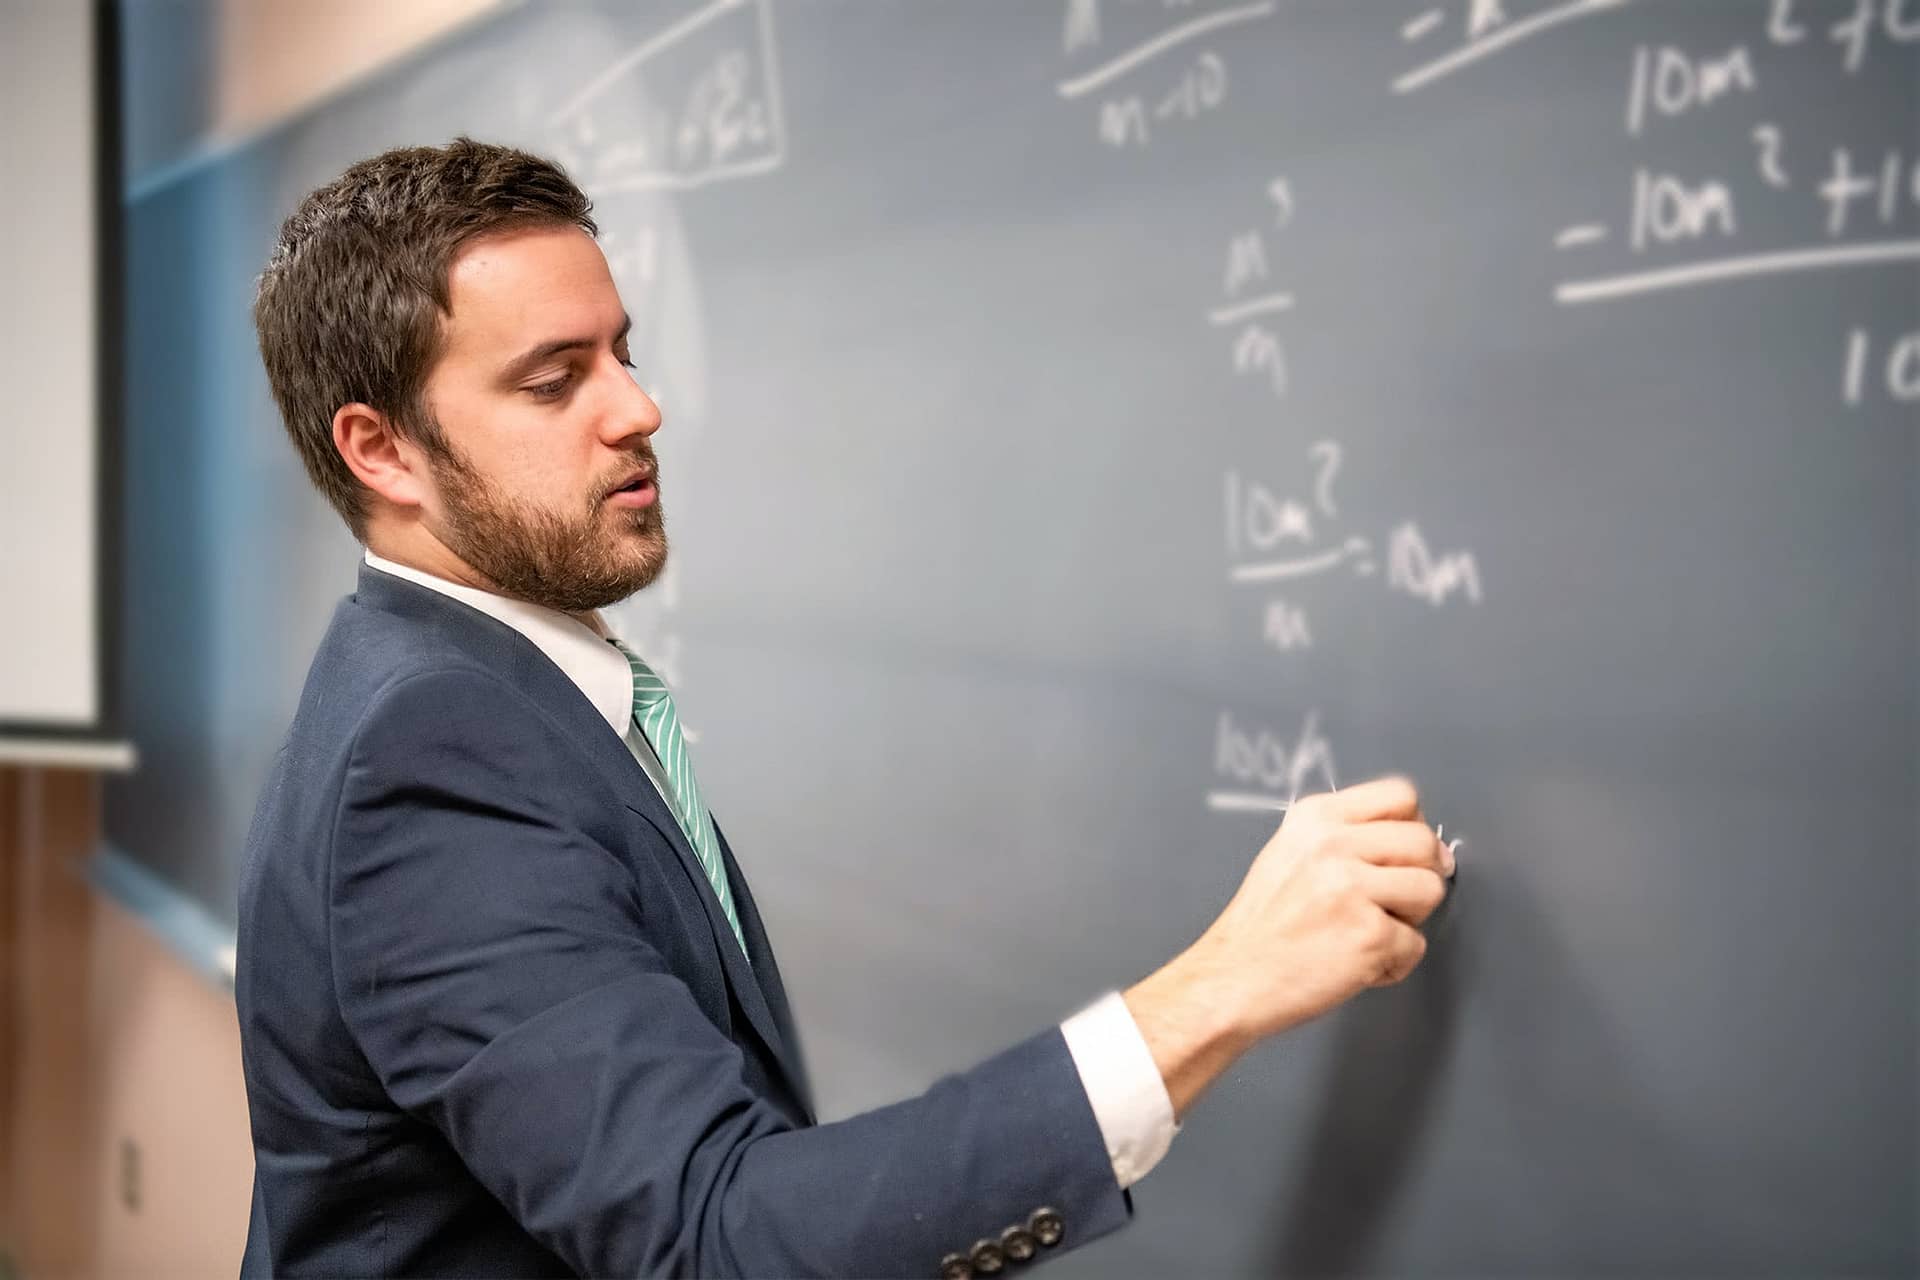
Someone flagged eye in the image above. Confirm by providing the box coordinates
[527,372,573,400]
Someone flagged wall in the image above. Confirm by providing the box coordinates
[0,2,508,1273]
[0,768,102,1278]
[0,768,251,1278]
[124,0,505,189]
[88,884,253,1276]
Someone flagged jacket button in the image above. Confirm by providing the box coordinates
[938,1251,972,1280]
[968,1237,1006,1274]
[1028,1206,1064,1247]
[999,1224,1038,1262]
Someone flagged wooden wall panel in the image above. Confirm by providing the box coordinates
[0,767,253,1278]
[2,768,103,1278]
[88,895,251,1277]
[0,766,17,1253]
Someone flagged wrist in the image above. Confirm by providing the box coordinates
[1122,942,1256,1123]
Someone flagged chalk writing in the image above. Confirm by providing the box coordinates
[1057,0,1277,150]
[1209,707,1339,809]
[1208,178,1297,397]
[1540,5,1918,405]
[1842,326,1920,406]
[1625,42,1758,136]
[1394,0,1637,95]
[546,0,785,192]
[1262,600,1313,651]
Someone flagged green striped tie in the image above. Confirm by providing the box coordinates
[608,638,749,963]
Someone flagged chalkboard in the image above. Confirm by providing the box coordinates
[109,2,1917,1273]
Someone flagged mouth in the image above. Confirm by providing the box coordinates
[606,465,657,509]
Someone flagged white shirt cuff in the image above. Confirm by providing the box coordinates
[1059,990,1179,1189]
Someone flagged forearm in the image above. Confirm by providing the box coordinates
[1121,942,1262,1123]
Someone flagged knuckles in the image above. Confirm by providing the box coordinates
[1313,856,1360,904]
[1376,775,1421,815]
[1367,911,1400,952]
[1287,794,1333,832]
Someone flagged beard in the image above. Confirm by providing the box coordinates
[424,437,670,615]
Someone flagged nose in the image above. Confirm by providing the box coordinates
[604,355,662,442]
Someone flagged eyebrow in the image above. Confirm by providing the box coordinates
[495,312,633,385]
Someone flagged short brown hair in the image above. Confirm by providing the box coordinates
[252,136,598,540]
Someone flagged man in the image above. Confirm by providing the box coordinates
[236,138,1455,1278]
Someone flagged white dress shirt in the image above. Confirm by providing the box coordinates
[361,547,1178,1188]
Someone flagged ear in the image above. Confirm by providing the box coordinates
[334,402,430,512]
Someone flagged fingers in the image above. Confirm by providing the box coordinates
[1342,819,1448,872]
[1358,862,1450,928]
[1366,919,1429,987]
[1321,774,1421,824]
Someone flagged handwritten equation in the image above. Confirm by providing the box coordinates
[1206,707,1463,862]
[1209,178,1486,660]
[1553,3,1918,407]
[1388,0,1919,408]
[546,0,786,193]
[1208,707,1339,812]
[1055,0,1277,149]
[1197,172,1483,840]
[1227,451,1484,638]
[1208,179,1296,398]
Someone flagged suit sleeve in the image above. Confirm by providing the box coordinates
[329,668,1133,1278]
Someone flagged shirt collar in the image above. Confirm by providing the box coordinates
[362,547,634,735]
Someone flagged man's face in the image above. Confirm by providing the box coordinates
[415,224,667,615]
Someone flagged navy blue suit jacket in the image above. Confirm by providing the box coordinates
[235,562,1132,1277]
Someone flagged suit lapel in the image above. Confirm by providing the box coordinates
[352,564,806,1111]
[712,817,814,1123]
[618,791,800,1105]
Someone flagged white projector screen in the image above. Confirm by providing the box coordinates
[0,0,128,768]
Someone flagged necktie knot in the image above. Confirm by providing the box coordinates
[608,637,671,716]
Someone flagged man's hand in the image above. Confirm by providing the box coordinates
[1122,776,1455,1121]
